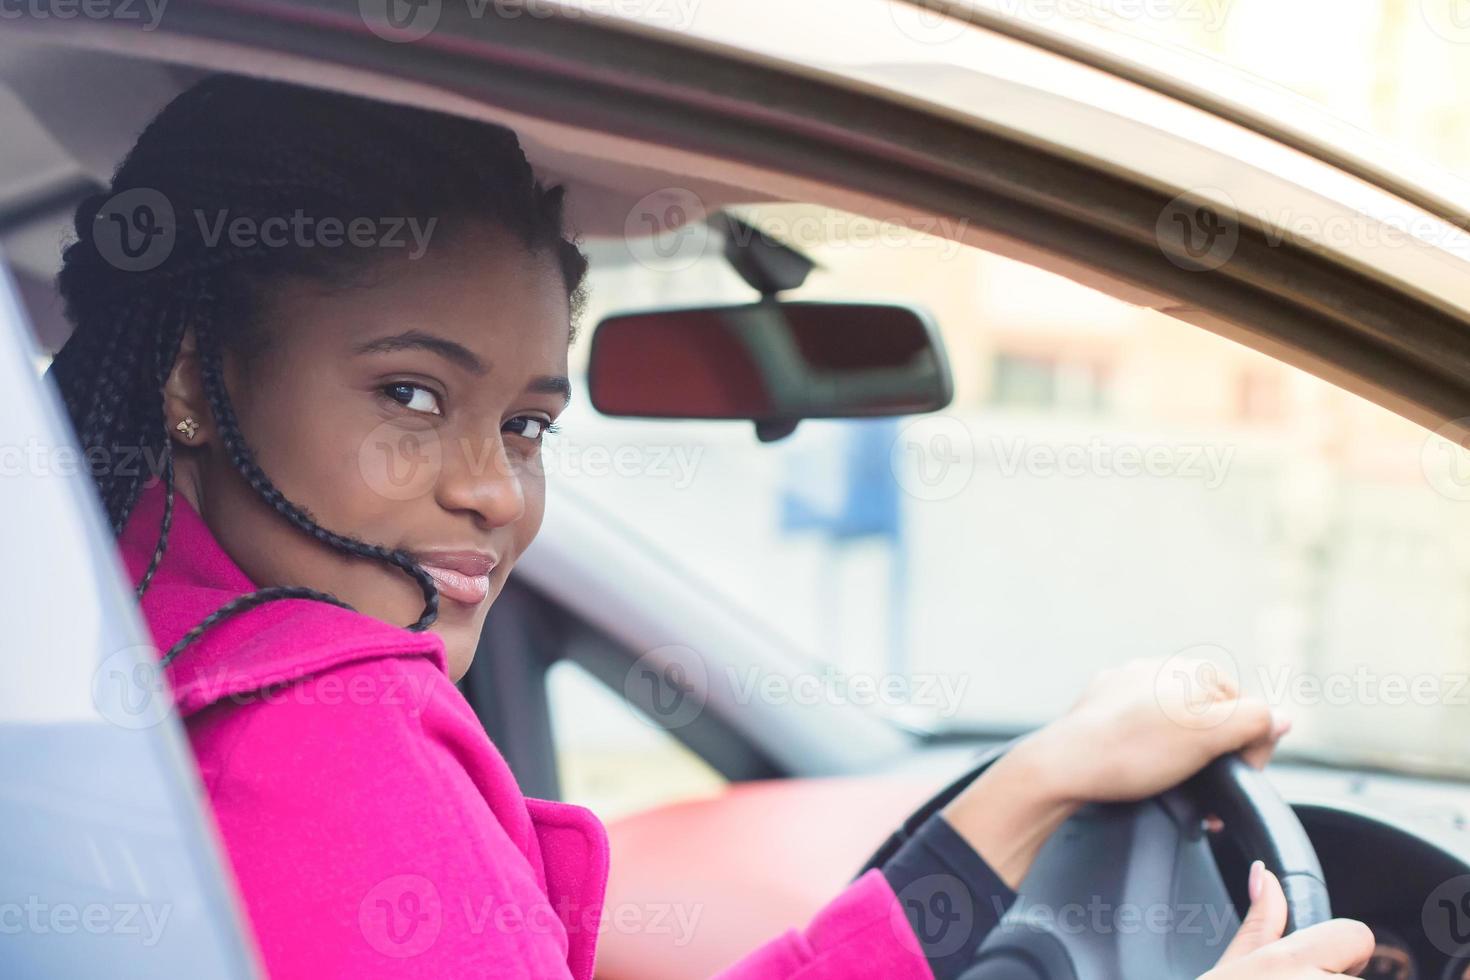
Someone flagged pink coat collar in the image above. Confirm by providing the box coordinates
[118,479,448,717]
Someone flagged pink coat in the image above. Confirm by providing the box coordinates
[119,480,934,979]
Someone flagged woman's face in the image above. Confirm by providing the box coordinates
[170,226,572,680]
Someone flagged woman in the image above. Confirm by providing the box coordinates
[51,76,1372,979]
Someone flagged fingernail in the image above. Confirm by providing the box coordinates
[1248,860,1264,901]
[1270,712,1292,738]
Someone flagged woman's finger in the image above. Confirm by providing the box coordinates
[1216,862,1287,963]
[1240,713,1292,770]
[1254,918,1376,975]
[1200,697,1274,759]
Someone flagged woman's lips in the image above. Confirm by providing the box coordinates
[412,551,496,606]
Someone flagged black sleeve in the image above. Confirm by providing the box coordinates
[880,812,1017,980]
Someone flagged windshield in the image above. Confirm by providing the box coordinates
[557,201,1470,780]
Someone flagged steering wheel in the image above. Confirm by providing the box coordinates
[861,746,1331,979]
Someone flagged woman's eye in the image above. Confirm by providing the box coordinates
[504,416,555,441]
[383,382,442,416]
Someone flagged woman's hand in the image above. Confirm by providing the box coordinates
[1200,863,1374,978]
[940,656,1287,887]
[1012,655,1287,806]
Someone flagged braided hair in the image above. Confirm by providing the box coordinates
[48,75,588,667]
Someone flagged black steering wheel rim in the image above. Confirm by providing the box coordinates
[861,744,1330,978]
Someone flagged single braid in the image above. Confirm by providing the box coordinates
[161,586,354,668]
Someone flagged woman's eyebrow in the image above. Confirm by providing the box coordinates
[528,375,573,406]
[352,330,488,375]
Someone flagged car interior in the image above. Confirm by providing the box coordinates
[7,16,1470,980]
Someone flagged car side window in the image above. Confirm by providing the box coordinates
[546,659,726,821]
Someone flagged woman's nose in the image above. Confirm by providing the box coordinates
[435,434,527,527]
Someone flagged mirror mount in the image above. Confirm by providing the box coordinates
[709,213,816,438]
[754,419,800,443]
[711,212,816,300]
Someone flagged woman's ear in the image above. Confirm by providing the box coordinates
[163,328,212,448]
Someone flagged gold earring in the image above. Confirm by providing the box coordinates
[175,417,200,440]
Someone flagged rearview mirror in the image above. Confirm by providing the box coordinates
[587,301,952,435]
